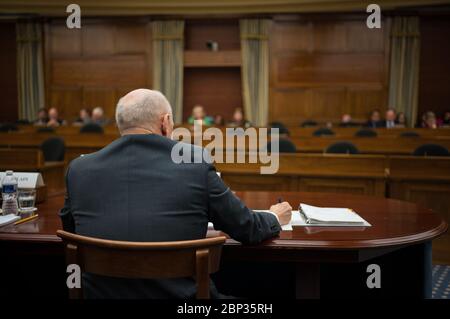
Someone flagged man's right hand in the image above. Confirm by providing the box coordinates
[270,202,292,225]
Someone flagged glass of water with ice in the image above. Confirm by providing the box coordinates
[18,189,36,215]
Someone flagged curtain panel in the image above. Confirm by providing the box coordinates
[16,21,45,121]
[152,20,184,124]
[240,19,270,127]
[388,16,420,127]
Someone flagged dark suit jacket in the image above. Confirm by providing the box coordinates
[59,134,281,298]
[364,120,384,128]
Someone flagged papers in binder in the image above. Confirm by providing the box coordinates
[298,203,371,227]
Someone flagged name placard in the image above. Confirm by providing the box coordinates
[0,172,44,189]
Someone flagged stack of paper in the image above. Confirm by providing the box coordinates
[299,203,370,226]
[0,214,20,227]
[207,204,370,232]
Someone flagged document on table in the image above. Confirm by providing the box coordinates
[207,205,370,231]
[0,214,20,227]
[298,203,371,226]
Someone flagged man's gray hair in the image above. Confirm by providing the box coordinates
[115,89,172,132]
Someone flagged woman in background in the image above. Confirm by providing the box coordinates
[228,107,251,128]
[396,112,406,128]
[421,111,438,129]
[188,105,214,126]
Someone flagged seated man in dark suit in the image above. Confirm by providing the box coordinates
[365,109,383,128]
[59,88,292,298]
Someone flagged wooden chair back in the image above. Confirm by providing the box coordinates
[56,230,226,299]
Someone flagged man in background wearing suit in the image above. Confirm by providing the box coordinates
[59,88,292,298]
[383,109,397,128]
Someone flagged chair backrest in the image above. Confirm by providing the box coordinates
[56,230,226,299]
[325,141,359,154]
[313,127,335,137]
[16,119,31,125]
[400,131,420,138]
[36,127,55,133]
[413,144,450,157]
[41,137,66,161]
[355,128,378,137]
[267,138,297,153]
[301,120,318,127]
[269,122,290,136]
[80,123,104,134]
[0,123,18,132]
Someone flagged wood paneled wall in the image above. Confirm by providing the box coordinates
[0,22,18,123]
[183,19,242,122]
[183,67,242,121]
[44,18,152,121]
[269,15,389,126]
[418,15,450,120]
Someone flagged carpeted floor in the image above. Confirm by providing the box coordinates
[432,265,450,299]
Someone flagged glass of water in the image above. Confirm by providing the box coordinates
[18,189,36,214]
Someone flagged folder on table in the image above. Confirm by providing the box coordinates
[298,203,371,227]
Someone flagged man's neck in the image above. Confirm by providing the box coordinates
[121,127,161,136]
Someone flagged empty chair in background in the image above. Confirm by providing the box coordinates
[0,123,18,132]
[301,120,318,127]
[80,123,104,134]
[266,138,297,153]
[36,127,55,133]
[400,131,420,138]
[269,122,290,137]
[41,137,65,161]
[355,128,378,137]
[16,119,31,125]
[325,141,359,154]
[269,121,286,129]
[313,127,335,137]
[413,144,450,157]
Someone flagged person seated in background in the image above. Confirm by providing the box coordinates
[383,109,397,128]
[396,112,407,128]
[442,111,450,127]
[59,88,291,298]
[339,114,358,127]
[214,114,225,126]
[421,111,438,129]
[72,108,91,126]
[187,105,214,126]
[91,107,109,126]
[47,107,67,127]
[34,108,48,126]
[365,109,383,128]
[228,107,251,128]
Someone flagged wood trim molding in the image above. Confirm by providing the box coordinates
[1,0,449,16]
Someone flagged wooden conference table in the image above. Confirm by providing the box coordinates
[0,191,447,298]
